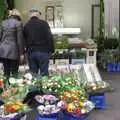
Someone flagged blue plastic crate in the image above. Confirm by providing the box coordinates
[107,63,120,72]
[116,63,120,72]
[36,113,58,120]
[106,63,113,72]
[89,93,105,109]
[36,111,89,120]
[107,63,116,72]
[61,111,89,120]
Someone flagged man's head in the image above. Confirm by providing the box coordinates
[29,8,41,18]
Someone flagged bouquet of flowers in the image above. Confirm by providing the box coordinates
[0,100,29,120]
[36,95,61,115]
[65,100,94,116]
[1,85,28,102]
[41,76,61,94]
[58,88,94,116]
[3,100,28,114]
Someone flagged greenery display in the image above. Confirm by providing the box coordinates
[0,0,7,22]
[98,49,120,69]
[54,36,69,49]
[95,0,120,68]
[71,49,86,59]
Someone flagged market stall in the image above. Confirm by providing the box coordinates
[0,62,110,120]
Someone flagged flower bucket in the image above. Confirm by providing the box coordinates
[60,111,89,120]
[0,112,25,120]
[36,113,58,120]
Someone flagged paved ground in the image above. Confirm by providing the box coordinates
[88,71,120,120]
[26,70,120,120]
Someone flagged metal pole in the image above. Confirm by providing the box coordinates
[100,0,104,38]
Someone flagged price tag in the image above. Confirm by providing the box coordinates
[59,51,63,54]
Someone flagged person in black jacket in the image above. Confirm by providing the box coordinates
[24,9,54,76]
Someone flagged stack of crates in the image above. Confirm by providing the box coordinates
[107,63,120,72]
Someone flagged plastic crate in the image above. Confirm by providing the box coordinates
[36,113,58,120]
[60,111,89,120]
[89,93,105,109]
[116,63,120,72]
[107,63,120,72]
[106,63,114,72]
[36,111,89,120]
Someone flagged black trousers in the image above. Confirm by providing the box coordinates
[2,59,19,79]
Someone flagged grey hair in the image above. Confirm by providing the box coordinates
[29,9,41,18]
[29,11,40,18]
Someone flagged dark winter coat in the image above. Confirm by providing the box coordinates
[23,17,54,53]
[0,16,24,60]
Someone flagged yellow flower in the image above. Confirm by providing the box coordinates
[15,101,23,106]
[79,102,84,107]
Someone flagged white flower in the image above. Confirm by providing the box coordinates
[57,101,66,108]
[35,95,44,103]
[81,109,86,114]
[37,105,45,114]
[17,79,24,84]
[9,77,16,84]
[24,73,33,80]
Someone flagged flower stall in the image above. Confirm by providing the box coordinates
[0,64,111,120]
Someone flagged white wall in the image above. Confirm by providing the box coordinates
[15,0,100,39]
[63,0,100,38]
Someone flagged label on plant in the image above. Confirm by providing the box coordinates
[83,64,102,82]
[90,64,102,82]
[55,59,69,65]
[83,64,94,82]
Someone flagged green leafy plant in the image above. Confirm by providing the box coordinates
[54,36,69,49]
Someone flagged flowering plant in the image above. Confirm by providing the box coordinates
[0,100,30,116]
[36,95,61,115]
[0,79,4,94]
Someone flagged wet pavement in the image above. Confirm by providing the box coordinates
[88,71,120,120]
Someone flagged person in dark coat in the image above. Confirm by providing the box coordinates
[0,9,24,80]
[24,9,54,76]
